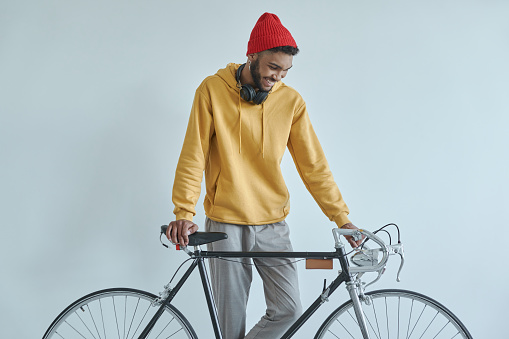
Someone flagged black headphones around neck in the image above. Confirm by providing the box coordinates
[236,63,269,105]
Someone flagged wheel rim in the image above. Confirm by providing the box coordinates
[44,289,195,339]
[317,289,471,339]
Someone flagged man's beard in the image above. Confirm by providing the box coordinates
[249,58,266,92]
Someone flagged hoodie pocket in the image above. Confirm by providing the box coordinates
[212,170,222,206]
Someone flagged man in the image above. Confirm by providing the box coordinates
[167,12,361,339]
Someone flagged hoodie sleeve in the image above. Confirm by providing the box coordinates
[172,88,214,221]
[287,102,351,227]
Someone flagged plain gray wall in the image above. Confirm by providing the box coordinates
[1,0,507,337]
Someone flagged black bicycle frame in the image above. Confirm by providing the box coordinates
[139,246,353,339]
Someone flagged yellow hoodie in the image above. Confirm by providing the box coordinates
[172,63,351,226]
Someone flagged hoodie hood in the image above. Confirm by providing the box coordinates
[215,63,284,157]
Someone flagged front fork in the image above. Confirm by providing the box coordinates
[336,245,370,338]
[345,280,370,339]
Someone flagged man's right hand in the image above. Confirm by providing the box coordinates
[166,219,199,247]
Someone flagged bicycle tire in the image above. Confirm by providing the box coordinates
[314,289,472,339]
[42,287,197,339]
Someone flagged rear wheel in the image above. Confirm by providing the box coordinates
[315,289,472,339]
[43,288,197,339]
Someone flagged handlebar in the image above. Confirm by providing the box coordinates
[333,228,405,281]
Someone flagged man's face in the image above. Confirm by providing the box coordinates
[249,51,293,92]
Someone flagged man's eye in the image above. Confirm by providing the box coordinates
[269,66,277,70]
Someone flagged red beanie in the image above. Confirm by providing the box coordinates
[247,13,297,55]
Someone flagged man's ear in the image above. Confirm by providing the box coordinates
[247,53,258,63]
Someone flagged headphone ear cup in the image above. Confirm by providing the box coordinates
[252,91,268,105]
[240,84,257,102]
[236,64,270,105]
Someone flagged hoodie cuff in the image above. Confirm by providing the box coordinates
[333,212,351,228]
[175,211,194,222]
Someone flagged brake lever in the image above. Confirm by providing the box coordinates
[388,243,405,282]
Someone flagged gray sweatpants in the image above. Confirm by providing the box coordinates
[205,217,303,339]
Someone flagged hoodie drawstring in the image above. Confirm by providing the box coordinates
[238,90,242,154]
[261,102,265,158]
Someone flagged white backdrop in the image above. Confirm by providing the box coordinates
[1,0,507,337]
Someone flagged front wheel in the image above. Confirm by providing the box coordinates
[315,289,472,339]
[43,288,197,339]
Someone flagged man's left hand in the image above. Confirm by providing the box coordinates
[340,223,363,248]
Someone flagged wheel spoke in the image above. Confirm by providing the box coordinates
[334,317,356,339]
[112,296,121,339]
[431,321,450,339]
[164,327,184,339]
[86,304,102,339]
[417,311,439,339]
[385,297,390,339]
[76,311,98,339]
[64,319,88,338]
[125,298,140,339]
[123,296,127,339]
[406,299,414,339]
[398,296,401,339]
[99,299,106,339]
[408,304,427,338]
[352,307,380,339]
[372,299,382,339]
[155,317,174,338]
[129,302,152,339]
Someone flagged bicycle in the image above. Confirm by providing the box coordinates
[42,223,473,339]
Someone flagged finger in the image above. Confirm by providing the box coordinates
[171,223,179,244]
[345,235,351,244]
[189,223,199,234]
[357,234,366,247]
[179,230,189,247]
[345,235,355,248]
[166,223,172,240]
[167,222,176,242]
[181,225,189,246]
[175,222,186,246]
